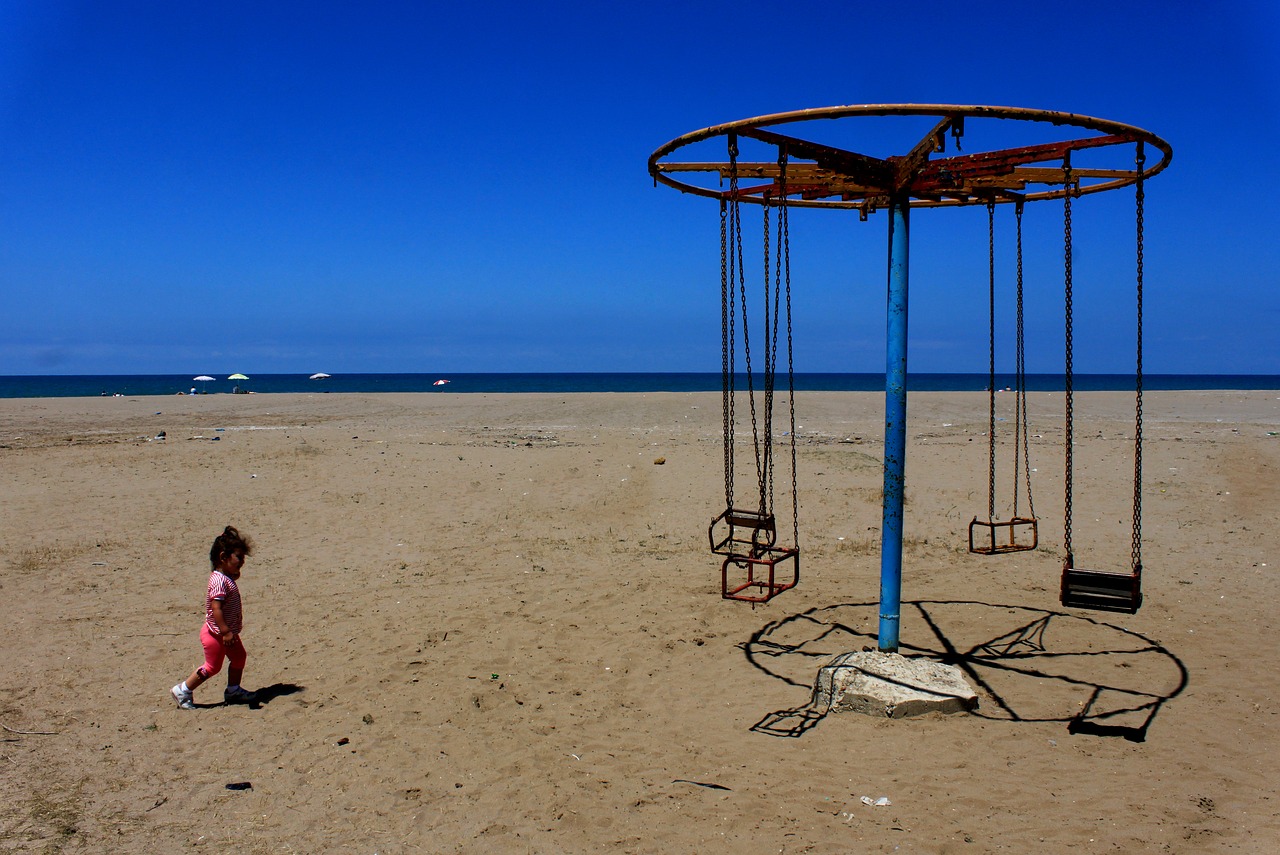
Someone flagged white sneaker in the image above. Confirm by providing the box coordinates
[223,686,257,705]
[171,684,195,710]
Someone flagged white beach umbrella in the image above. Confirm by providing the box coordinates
[309,372,331,380]
[193,375,215,382]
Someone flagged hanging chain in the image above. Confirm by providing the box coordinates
[1015,201,1035,520]
[782,154,799,548]
[761,193,775,516]
[763,149,788,531]
[986,201,997,520]
[743,187,765,513]
[723,134,741,511]
[1132,142,1146,572]
[733,141,749,513]
[762,197,776,519]
[720,195,733,510]
[1062,153,1075,563]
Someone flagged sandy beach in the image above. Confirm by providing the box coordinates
[1,388,1277,853]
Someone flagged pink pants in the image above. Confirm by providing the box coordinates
[196,624,247,679]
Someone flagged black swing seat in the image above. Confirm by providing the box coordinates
[969,515,1038,555]
[709,508,777,557]
[1061,564,1142,614]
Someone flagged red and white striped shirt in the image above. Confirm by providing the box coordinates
[205,570,243,635]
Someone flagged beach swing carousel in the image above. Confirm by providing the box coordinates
[648,104,1171,649]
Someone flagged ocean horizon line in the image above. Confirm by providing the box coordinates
[2,372,1278,399]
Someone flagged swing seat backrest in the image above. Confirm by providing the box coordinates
[709,507,777,557]
[968,516,1038,555]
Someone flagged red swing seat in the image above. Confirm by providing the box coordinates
[721,546,799,603]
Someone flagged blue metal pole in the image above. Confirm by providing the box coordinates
[879,197,910,653]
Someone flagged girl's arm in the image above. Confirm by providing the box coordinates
[210,599,237,643]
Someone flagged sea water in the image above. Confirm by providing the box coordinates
[1,373,1277,399]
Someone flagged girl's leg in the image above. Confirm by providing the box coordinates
[226,637,248,687]
[187,625,227,692]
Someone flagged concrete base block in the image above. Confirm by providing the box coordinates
[815,651,979,718]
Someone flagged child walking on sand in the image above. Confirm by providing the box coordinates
[171,526,257,709]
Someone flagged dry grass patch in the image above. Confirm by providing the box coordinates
[6,545,81,575]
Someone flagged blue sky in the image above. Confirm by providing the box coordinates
[2,1,1277,375]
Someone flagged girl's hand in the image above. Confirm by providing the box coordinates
[221,630,237,645]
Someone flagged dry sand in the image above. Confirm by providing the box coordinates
[1,389,1278,853]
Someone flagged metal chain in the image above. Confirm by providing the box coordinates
[720,196,732,510]
[782,156,799,548]
[1015,201,1035,520]
[743,191,764,512]
[724,134,741,511]
[1133,142,1146,572]
[764,186,778,519]
[1062,154,1075,563]
[986,201,997,520]
[764,151,787,531]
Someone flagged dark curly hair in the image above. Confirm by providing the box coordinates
[210,526,253,569]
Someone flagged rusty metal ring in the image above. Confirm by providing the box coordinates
[648,104,1171,211]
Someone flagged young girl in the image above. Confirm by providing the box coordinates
[171,526,257,709]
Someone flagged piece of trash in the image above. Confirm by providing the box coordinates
[860,796,873,805]
[491,673,499,680]
[860,795,891,806]
[225,782,252,791]
[336,737,349,746]
[155,431,166,439]
[673,779,731,791]
[210,436,221,441]
[653,457,666,465]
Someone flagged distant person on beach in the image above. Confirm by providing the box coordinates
[170,526,258,709]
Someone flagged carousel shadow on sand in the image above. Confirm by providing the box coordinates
[742,600,1188,742]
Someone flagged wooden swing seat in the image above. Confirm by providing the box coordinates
[722,546,799,603]
[1061,564,1142,614]
[709,508,777,557]
[968,515,1038,555]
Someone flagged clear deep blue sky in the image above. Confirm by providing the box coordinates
[2,1,1277,376]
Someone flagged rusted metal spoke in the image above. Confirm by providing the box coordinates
[915,134,1141,188]
[736,127,896,188]
[1011,166,1136,183]
[893,114,959,190]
